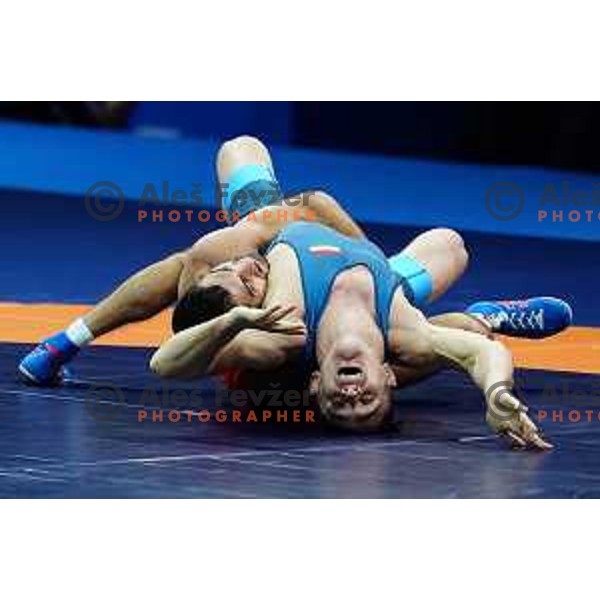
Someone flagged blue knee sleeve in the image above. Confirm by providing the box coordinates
[388,253,433,308]
[222,164,282,223]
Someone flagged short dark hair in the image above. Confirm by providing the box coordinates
[171,285,234,333]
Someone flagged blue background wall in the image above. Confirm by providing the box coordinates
[0,118,599,242]
[131,101,293,145]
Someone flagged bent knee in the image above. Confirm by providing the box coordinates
[217,135,267,160]
[432,228,468,268]
[303,189,336,205]
[310,189,333,200]
[429,227,465,248]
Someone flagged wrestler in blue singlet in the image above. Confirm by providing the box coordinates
[267,222,421,366]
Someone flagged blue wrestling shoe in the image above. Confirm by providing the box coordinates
[18,332,79,386]
[466,297,573,339]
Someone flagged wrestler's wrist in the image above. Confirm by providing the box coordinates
[227,306,254,330]
[484,382,514,409]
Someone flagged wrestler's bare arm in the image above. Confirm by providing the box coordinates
[150,305,305,379]
[208,327,305,373]
[420,323,515,393]
[387,294,510,390]
[388,305,551,449]
[388,312,493,388]
[299,191,365,239]
[180,191,364,290]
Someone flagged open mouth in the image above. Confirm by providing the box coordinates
[336,365,365,389]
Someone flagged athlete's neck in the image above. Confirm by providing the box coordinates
[316,296,385,364]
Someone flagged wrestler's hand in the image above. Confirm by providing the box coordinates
[485,392,553,451]
[230,304,306,335]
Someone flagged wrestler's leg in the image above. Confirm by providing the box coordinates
[427,312,493,338]
[217,135,275,183]
[19,252,186,385]
[216,136,282,221]
[84,252,186,336]
[216,136,365,238]
[390,228,468,305]
[388,229,571,337]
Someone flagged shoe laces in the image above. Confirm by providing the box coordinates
[487,308,544,331]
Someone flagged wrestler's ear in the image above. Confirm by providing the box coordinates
[308,371,321,397]
[383,364,397,388]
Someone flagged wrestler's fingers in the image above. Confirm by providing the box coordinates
[520,412,543,439]
[259,304,285,319]
[270,326,305,335]
[261,305,296,324]
[502,429,527,448]
[270,305,297,321]
[528,432,554,450]
[519,414,554,450]
[255,306,287,326]
[264,314,300,330]
[270,320,306,334]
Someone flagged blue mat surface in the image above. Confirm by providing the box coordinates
[2,344,600,498]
